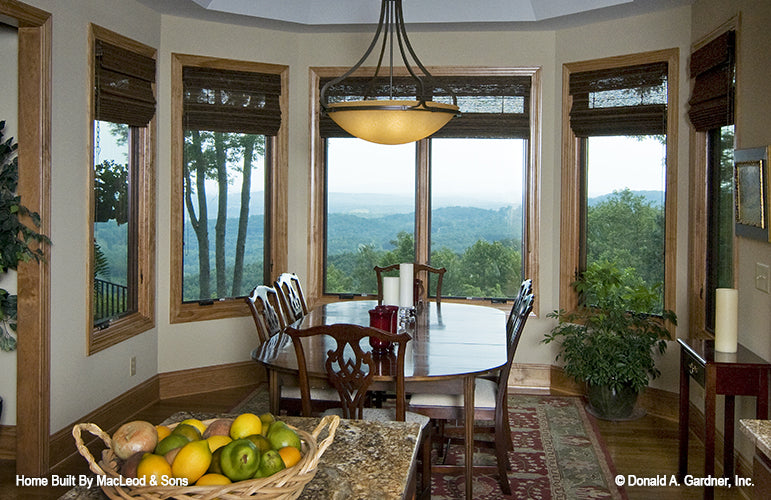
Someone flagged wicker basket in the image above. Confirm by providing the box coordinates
[72,415,340,500]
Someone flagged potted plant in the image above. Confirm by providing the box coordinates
[543,260,676,420]
[0,120,50,420]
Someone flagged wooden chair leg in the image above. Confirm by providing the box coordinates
[494,417,512,495]
[420,424,432,499]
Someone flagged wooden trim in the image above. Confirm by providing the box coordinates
[307,66,541,308]
[48,376,159,470]
[169,53,288,323]
[0,425,16,460]
[87,24,157,355]
[158,360,265,399]
[559,48,680,324]
[508,363,551,391]
[7,0,52,476]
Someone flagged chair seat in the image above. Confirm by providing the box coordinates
[281,385,340,402]
[408,377,497,410]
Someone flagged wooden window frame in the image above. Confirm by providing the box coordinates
[687,18,739,339]
[87,24,156,355]
[559,48,679,316]
[308,66,541,313]
[169,53,288,323]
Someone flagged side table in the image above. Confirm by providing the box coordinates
[678,338,771,499]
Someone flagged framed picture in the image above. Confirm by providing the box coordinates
[734,146,770,242]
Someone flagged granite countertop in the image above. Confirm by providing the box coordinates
[740,419,771,458]
[60,411,421,500]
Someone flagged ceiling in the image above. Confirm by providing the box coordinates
[134,0,693,31]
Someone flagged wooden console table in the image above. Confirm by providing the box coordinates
[678,338,771,499]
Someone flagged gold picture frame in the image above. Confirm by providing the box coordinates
[734,146,770,242]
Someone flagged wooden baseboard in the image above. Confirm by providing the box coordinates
[0,424,16,459]
[158,361,265,400]
[49,376,160,470]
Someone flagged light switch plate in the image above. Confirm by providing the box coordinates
[756,263,770,294]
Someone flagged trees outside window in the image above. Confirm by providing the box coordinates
[88,25,156,354]
[560,49,679,316]
[313,68,539,304]
[170,55,287,323]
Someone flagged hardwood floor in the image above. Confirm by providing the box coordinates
[0,387,751,499]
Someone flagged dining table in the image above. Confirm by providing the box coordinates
[252,299,508,500]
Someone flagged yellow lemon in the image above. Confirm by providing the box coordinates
[196,473,232,485]
[171,440,211,484]
[178,418,207,436]
[137,453,172,485]
[205,434,232,452]
[156,425,172,442]
[277,446,302,468]
[229,413,262,440]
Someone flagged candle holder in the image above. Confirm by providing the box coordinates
[397,306,415,332]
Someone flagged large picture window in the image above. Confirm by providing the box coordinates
[311,68,540,307]
[170,55,288,323]
[88,25,156,354]
[560,50,679,316]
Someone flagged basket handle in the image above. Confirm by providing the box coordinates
[301,414,340,474]
[72,422,113,477]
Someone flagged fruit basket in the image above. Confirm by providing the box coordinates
[72,415,340,500]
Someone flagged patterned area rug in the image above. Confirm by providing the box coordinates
[232,390,626,499]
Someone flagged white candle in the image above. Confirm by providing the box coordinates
[715,288,738,353]
[382,277,400,306]
[399,263,414,308]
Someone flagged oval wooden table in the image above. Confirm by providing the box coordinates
[252,300,508,500]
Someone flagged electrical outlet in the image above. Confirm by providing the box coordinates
[130,356,136,376]
[757,263,770,294]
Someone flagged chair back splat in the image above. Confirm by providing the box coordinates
[506,278,533,339]
[245,285,285,343]
[275,273,309,324]
[286,323,412,420]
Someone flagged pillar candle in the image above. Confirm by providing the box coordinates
[715,288,738,353]
[399,263,414,307]
[382,277,400,306]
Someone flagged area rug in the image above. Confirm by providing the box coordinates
[231,389,626,499]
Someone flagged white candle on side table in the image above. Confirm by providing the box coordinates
[382,277,400,306]
[715,288,738,353]
[399,263,414,308]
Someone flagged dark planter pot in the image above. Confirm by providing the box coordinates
[585,383,642,421]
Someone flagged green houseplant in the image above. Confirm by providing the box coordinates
[0,120,50,352]
[543,260,676,420]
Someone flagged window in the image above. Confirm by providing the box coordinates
[687,28,736,334]
[88,25,156,354]
[560,50,679,315]
[170,54,288,323]
[311,68,539,306]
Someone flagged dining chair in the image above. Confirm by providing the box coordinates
[506,278,532,339]
[245,285,286,344]
[286,323,432,499]
[408,292,535,496]
[375,263,447,304]
[246,285,339,416]
[275,272,309,324]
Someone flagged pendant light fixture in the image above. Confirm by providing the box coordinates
[320,0,460,145]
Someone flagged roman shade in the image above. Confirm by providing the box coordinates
[569,62,668,137]
[320,75,530,139]
[183,66,282,136]
[688,30,735,131]
[94,40,156,127]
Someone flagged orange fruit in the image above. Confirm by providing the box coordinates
[277,446,302,468]
[137,453,172,484]
[156,425,172,442]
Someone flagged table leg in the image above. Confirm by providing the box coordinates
[724,395,735,480]
[464,375,475,500]
[758,368,770,420]
[268,370,280,415]
[705,366,716,500]
[678,347,690,481]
